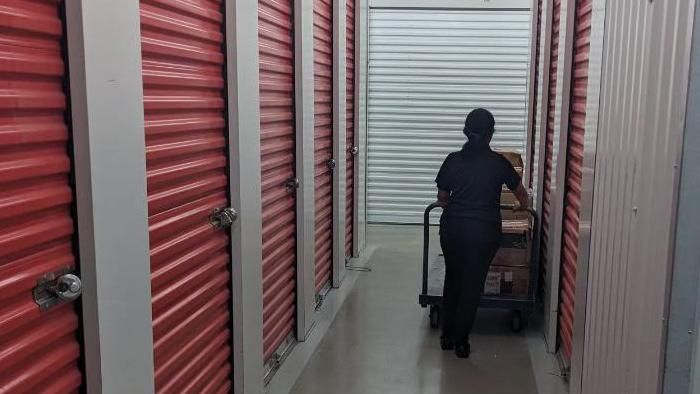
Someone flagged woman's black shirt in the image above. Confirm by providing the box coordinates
[435,147,521,223]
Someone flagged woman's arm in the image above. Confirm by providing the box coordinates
[437,189,450,207]
[513,183,529,210]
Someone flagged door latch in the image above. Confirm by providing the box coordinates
[326,158,337,170]
[349,146,359,156]
[285,177,300,192]
[33,268,83,311]
[209,207,238,230]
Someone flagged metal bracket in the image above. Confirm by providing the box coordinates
[326,158,336,170]
[209,207,238,230]
[315,293,325,310]
[270,353,282,370]
[33,267,83,311]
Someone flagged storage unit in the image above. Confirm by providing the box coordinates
[140,1,233,392]
[0,2,84,392]
[345,0,356,258]
[558,0,592,364]
[258,0,298,363]
[539,0,561,289]
[529,0,543,188]
[314,0,334,292]
[367,8,531,224]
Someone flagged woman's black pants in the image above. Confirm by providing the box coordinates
[439,216,501,346]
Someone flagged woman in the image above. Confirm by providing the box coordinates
[435,108,529,358]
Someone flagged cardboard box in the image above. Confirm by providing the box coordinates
[501,232,530,249]
[498,151,524,170]
[484,272,502,295]
[500,191,531,221]
[483,265,530,297]
[492,246,530,268]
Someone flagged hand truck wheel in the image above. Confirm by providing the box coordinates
[511,310,524,333]
[429,305,441,329]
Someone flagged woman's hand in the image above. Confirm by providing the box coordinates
[513,183,529,210]
[437,189,450,207]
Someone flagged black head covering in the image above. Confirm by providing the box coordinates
[461,108,495,156]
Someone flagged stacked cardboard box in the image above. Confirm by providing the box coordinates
[484,151,531,298]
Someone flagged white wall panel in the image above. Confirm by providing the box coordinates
[580,0,695,392]
[367,9,531,224]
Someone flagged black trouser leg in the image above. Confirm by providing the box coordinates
[452,240,499,345]
[440,235,461,341]
[440,218,500,346]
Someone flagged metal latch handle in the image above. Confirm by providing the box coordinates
[285,177,300,191]
[34,270,83,310]
[210,207,238,230]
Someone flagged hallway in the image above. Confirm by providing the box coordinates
[290,226,566,394]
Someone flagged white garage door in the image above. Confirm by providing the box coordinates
[368,8,531,224]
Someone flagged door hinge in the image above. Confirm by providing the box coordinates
[209,207,238,230]
[33,268,83,311]
[326,158,336,170]
[349,146,359,156]
[285,177,300,192]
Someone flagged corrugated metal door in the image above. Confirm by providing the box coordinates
[540,0,561,287]
[140,1,233,392]
[314,0,334,292]
[529,0,543,188]
[367,9,531,224]
[0,2,83,392]
[258,0,298,362]
[558,0,591,363]
[345,0,355,258]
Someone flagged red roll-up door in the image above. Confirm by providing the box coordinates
[345,0,355,258]
[314,0,334,293]
[558,0,592,363]
[528,0,543,188]
[140,1,233,392]
[540,0,561,286]
[0,2,84,392]
[258,0,298,362]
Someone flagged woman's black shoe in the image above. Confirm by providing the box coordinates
[455,343,471,358]
[440,337,454,351]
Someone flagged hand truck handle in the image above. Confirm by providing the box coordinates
[422,202,443,296]
[422,202,540,297]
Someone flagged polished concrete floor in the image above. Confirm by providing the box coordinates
[291,225,562,394]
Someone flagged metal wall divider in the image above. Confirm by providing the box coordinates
[65,1,156,392]
[225,0,265,393]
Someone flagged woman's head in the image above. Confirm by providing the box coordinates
[463,108,495,145]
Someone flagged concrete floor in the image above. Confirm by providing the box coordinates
[291,225,566,394]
